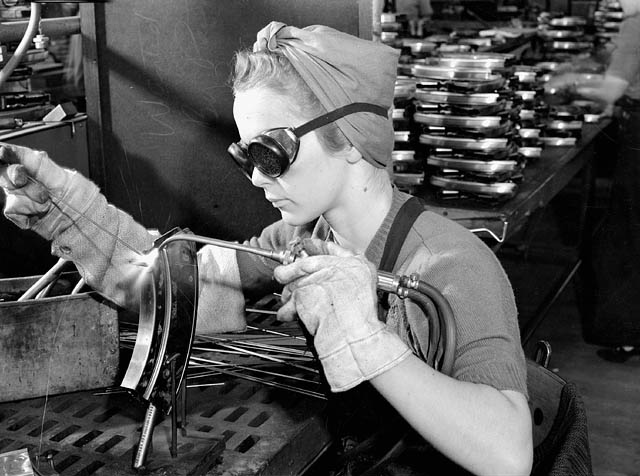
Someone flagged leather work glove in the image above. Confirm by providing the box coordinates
[0,142,99,240]
[274,239,411,392]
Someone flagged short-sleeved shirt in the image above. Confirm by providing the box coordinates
[237,187,528,396]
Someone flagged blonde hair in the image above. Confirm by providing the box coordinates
[231,49,351,154]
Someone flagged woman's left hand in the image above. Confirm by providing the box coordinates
[273,239,410,392]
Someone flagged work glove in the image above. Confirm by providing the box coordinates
[274,239,411,392]
[0,142,99,241]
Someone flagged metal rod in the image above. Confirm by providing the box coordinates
[159,233,294,264]
[180,375,188,436]
[207,337,311,355]
[133,403,157,470]
[170,358,178,459]
[192,340,314,360]
[18,258,68,301]
[187,383,225,388]
[198,365,326,400]
[246,324,307,341]
[35,279,56,299]
[194,335,310,354]
[190,347,313,363]
[245,307,278,315]
[189,358,321,385]
[71,278,86,295]
[215,342,318,373]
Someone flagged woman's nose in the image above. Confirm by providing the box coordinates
[251,167,272,187]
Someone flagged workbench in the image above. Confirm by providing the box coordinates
[418,121,611,345]
[0,120,609,476]
[0,299,330,476]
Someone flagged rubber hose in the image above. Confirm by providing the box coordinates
[408,282,457,376]
[0,3,41,89]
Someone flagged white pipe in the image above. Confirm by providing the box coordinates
[0,3,42,89]
[0,16,80,43]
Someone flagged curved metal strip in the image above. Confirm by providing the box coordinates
[143,248,172,401]
[121,267,160,390]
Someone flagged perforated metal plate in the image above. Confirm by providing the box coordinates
[0,370,328,475]
[0,297,329,476]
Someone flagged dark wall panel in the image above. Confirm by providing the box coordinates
[86,0,360,240]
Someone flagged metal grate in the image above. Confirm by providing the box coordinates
[0,304,329,475]
[0,375,327,475]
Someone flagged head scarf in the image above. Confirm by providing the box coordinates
[253,22,399,168]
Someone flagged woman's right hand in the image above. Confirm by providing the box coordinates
[0,142,75,235]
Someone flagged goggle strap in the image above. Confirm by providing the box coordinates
[292,102,389,137]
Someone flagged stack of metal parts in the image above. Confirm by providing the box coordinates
[394,52,528,202]
[537,14,593,61]
[528,12,604,146]
[521,62,589,147]
[380,12,409,47]
[392,76,423,194]
[594,0,623,46]
[510,65,547,155]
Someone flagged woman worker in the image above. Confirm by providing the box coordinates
[0,22,532,475]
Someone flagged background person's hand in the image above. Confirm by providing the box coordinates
[274,239,411,392]
[544,72,628,107]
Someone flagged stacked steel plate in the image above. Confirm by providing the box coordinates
[386,16,600,201]
[510,64,547,158]
[594,0,623,46]
[392,75,423,194]
[408,53,526,201]
[537,14,593,61]
[380,12,408,47]
[531,12,602,146]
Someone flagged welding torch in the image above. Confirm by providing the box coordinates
[157,232,408,295]
[155,232,457,376]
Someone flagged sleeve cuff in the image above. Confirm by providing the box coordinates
[196,245,247,334]
[320,328,411,392]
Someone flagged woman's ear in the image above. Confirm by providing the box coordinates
[344,145,363,165]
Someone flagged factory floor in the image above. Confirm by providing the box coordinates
[499,179,640,476]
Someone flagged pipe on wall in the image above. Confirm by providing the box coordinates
[0,15,80,43]
[0,3,41,89]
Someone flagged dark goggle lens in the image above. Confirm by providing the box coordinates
[247,137,289,178]
[228,128,298,179]
[227,142,254,179]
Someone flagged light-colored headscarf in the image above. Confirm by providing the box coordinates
[253,22,399,168]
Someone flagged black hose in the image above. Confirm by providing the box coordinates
[406,282,457,377]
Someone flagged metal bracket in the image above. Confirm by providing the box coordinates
[470,220,509,243]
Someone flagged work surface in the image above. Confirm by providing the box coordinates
[0,121,612,475]
[0,296,330,476]
[419,121,610,245]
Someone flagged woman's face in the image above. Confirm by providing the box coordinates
[233,88,351,226]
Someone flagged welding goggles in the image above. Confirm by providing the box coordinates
[227,102,389,179]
